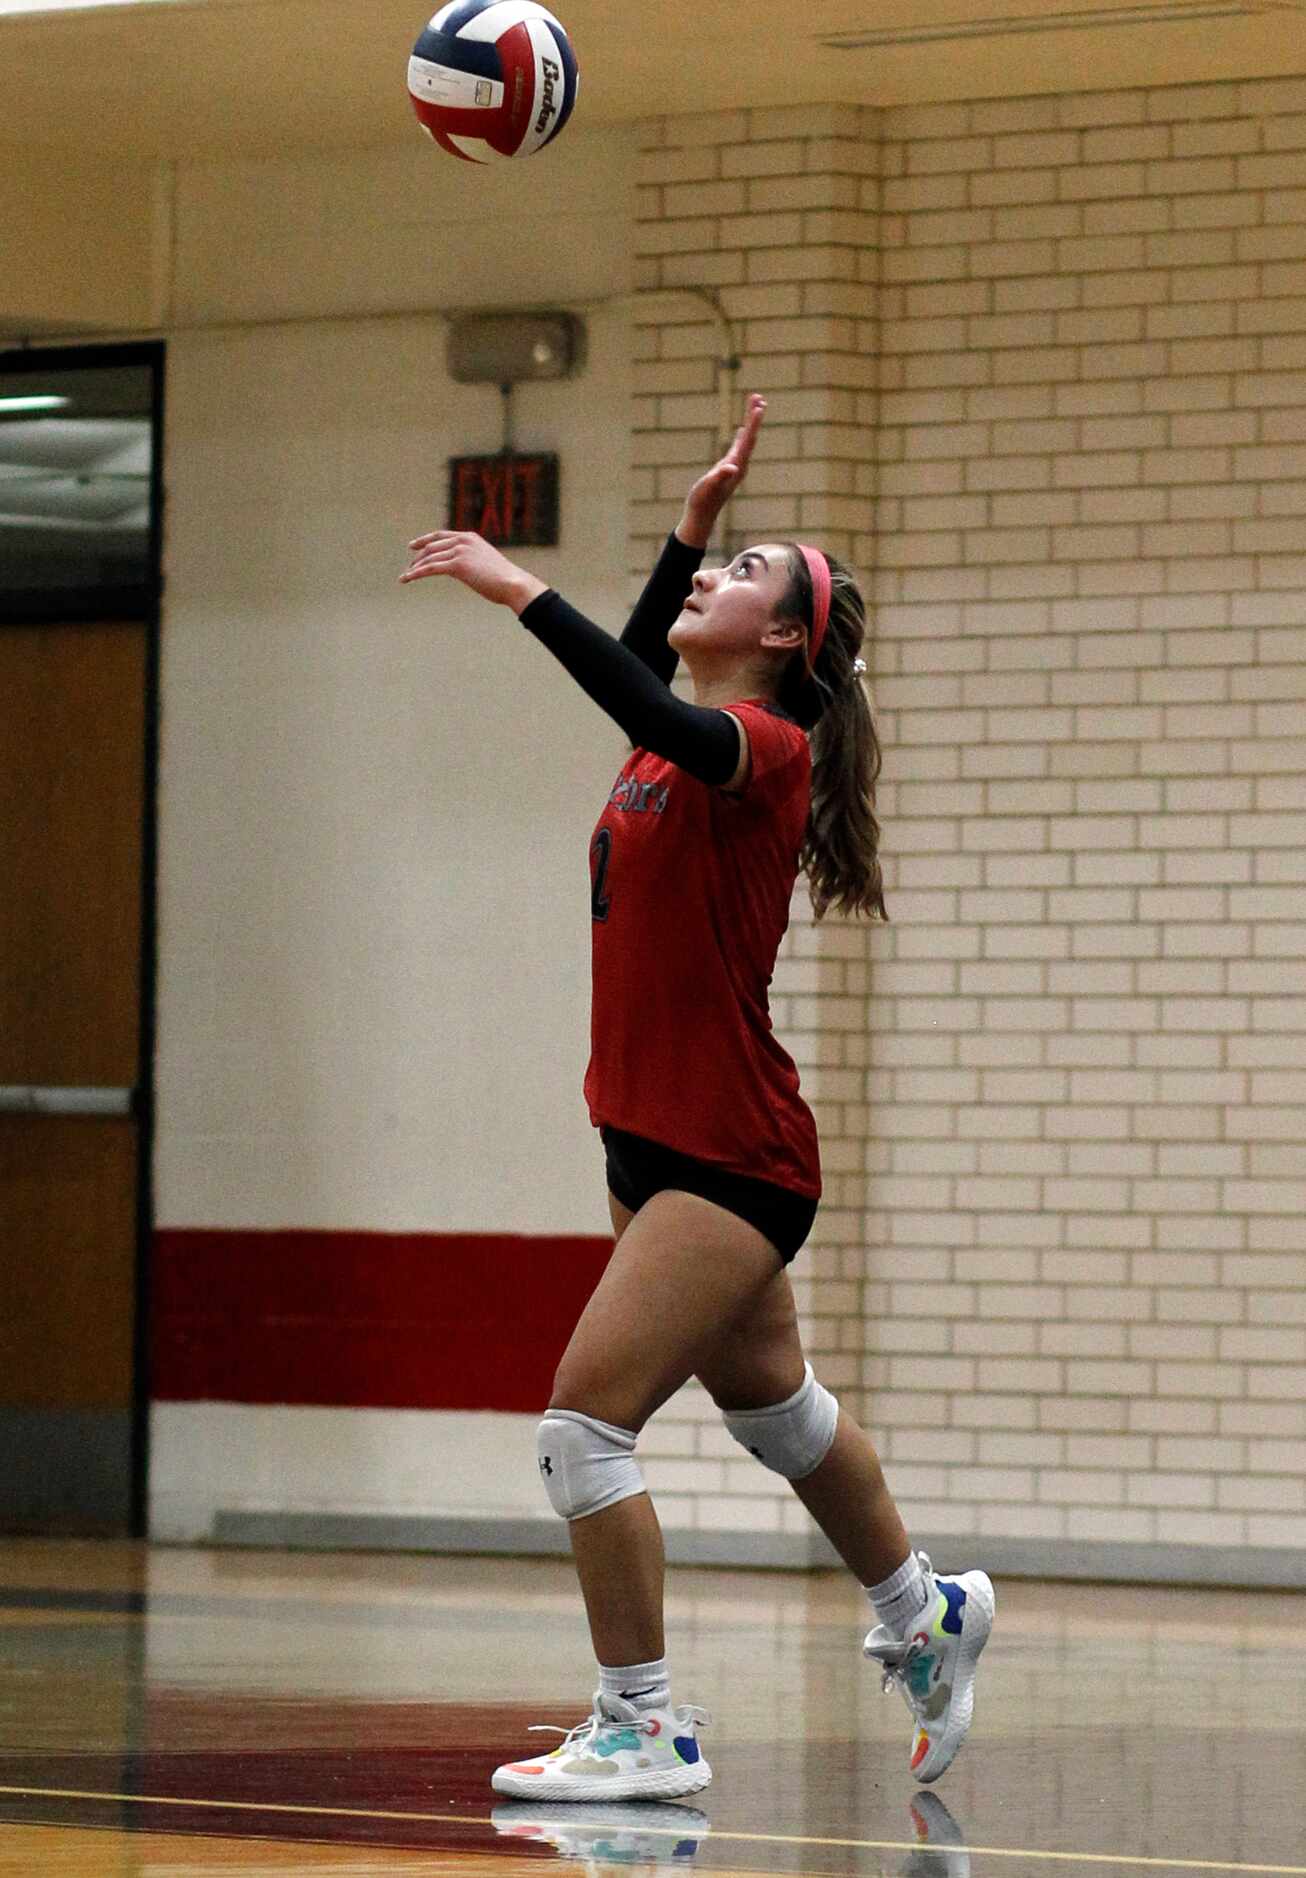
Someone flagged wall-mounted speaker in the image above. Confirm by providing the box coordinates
[447,312,583,385]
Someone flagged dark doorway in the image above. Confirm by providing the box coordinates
[0,342,163,1534]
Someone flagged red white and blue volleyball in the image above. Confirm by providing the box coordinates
[408,1,579,163]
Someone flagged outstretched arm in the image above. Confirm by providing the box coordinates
[521,588,739,784]
[620,393,768,684]
[399,531,740,787]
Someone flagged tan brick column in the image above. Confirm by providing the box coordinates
[629,104,881,1558]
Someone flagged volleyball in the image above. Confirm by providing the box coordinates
[407,1,579,164]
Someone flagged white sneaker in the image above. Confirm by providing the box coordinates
[490,1692,712,1802]
[864,1553,994,1783]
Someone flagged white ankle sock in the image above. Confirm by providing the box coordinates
[599,1657,670,1711]
[867,1552,930,1638]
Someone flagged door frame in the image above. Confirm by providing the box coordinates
[0,339,165,1536]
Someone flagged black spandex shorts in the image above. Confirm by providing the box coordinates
[601,1125,818,1265]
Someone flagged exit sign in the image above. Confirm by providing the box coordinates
[448,453,559,547]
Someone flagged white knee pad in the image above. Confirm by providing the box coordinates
[722,1363,839,1481]
[537,1409,645,1521]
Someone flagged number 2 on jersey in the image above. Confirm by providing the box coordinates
[590,827,612,923]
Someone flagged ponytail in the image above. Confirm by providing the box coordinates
[775,548,887,923]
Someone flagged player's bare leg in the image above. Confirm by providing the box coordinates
[557,1205,916,1666]
[552,1188,782,1666]
[696,1269,912,1584]
[791,1415,914,1582]
[697,1271,994,1784]
[491,1190,781,1801]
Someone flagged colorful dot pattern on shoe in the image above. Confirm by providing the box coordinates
[939,1580,966,1635]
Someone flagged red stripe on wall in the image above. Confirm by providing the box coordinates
[151,1229,613,1413]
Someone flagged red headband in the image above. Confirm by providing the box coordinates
[798,544,831,665]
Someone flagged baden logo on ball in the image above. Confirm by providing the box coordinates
[407,1,579,164]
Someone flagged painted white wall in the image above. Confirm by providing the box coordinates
[0,149,160,336]
[166,131,632,326]
[150,1406,545,1541]
[151,130,639,1546]
[155,128,635,1239]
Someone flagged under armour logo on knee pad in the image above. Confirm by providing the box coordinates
[723,1365,840,1481]
[536,1410,643,1519]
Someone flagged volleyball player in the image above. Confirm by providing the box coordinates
[401,395,994,1800]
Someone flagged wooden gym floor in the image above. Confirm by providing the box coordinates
[0,1539,1303,1877]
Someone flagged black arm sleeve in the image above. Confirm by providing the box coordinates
[518,587,741,787]
[619,532,705,685]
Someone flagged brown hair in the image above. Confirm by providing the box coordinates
[773,547,887,922]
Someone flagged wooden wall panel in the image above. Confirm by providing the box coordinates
[0,622,145,1088]
[0,1116,137,1411]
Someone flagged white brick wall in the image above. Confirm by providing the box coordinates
[633,81,1305,1575]
[631,104,881,1541]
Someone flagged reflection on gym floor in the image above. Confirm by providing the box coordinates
[0,1540,1303,1876]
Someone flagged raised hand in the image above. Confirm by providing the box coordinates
[400,529,547,614]
[676,392,767,550]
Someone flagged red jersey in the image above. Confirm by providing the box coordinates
[585,699,821,1200]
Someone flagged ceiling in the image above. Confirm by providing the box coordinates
[1,0,1305,162]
